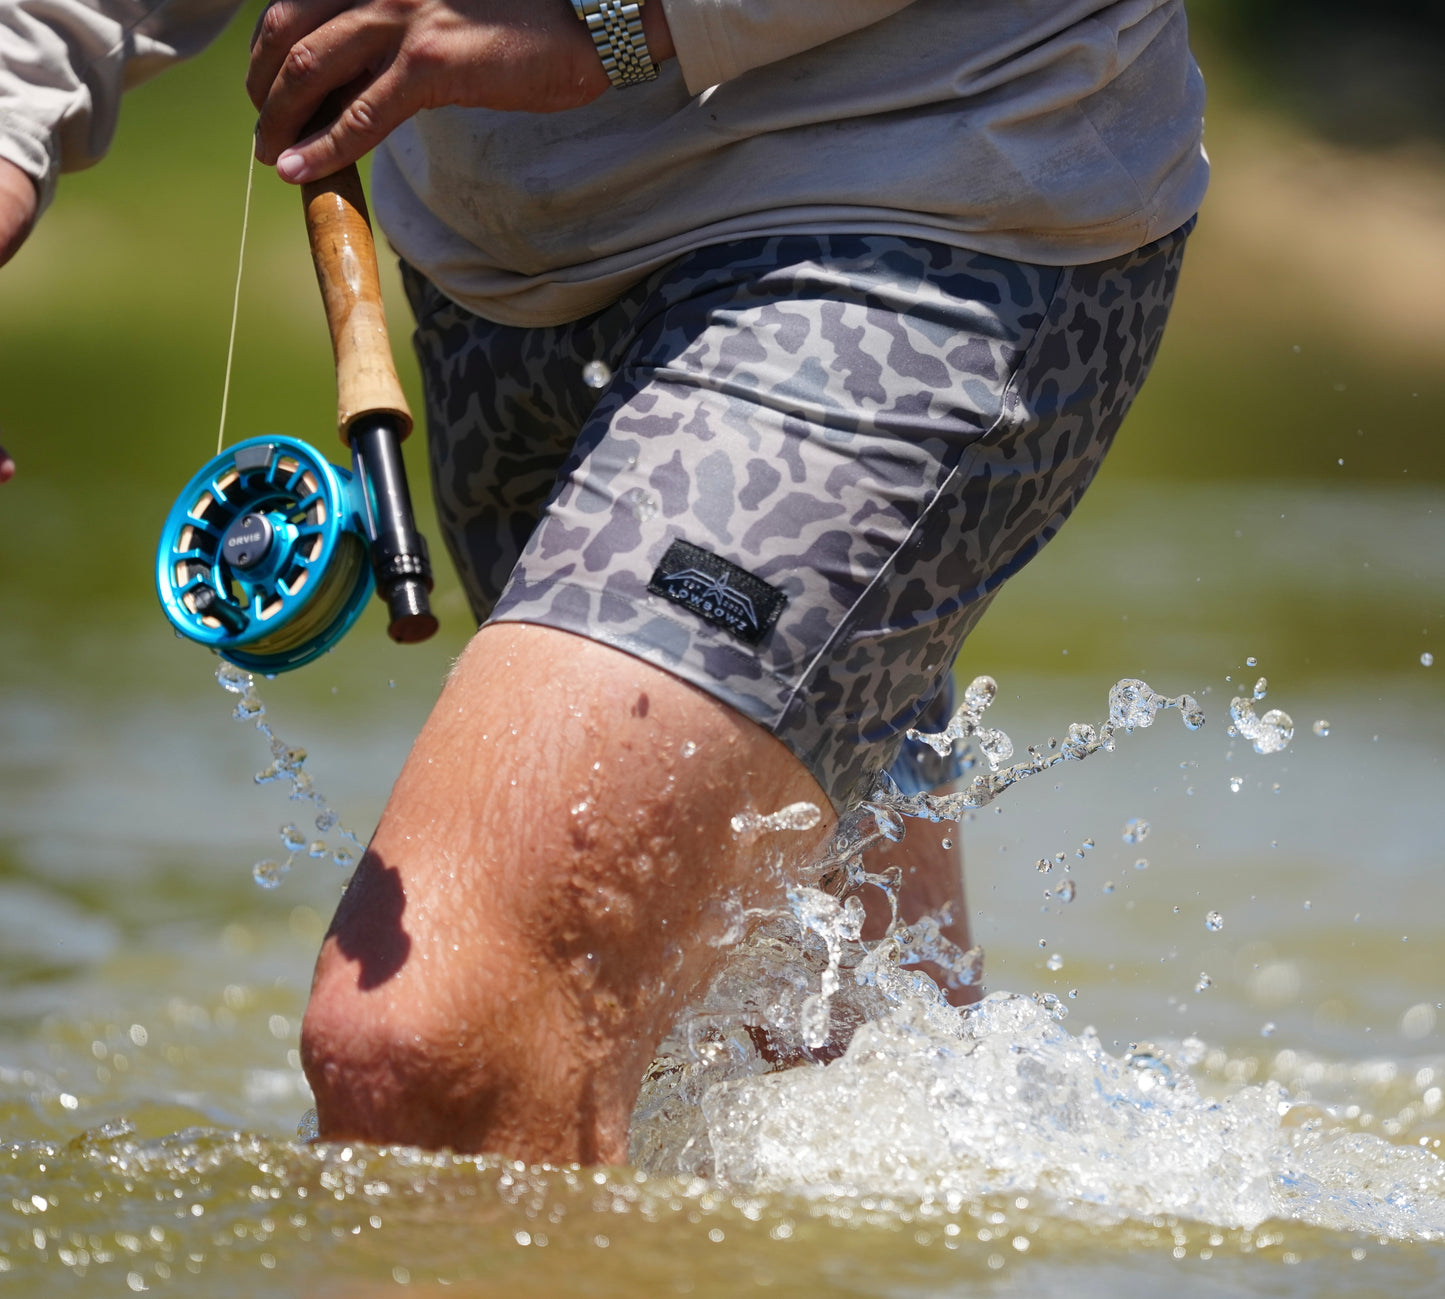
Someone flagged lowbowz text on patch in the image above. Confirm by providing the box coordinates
[647,539,787,646]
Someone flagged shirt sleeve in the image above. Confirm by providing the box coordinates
[660,0,918,96]
[0,0,241,213]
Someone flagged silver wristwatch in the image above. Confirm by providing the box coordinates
[571,0,658,88]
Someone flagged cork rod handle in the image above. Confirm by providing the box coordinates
[301,164,413,445]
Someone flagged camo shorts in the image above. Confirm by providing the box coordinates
[402,224,1191,810]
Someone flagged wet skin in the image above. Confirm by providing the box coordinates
[301,622,835,1162]
[301,623,972,1161]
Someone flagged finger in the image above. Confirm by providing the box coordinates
[246,0,355,110]
[0,444,15,484]
[275,62,421,182]
[254,19,392,164]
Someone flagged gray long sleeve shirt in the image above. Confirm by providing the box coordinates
[0,0,1207,326]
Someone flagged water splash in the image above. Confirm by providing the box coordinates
[632,989,1445,1240]
[885,678,1203,822]
[906,674,1013,770]
[217,664,364,888]
[786,885,864,1049]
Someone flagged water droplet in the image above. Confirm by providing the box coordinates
[217,662,254,694]
[1312,719,1331,738]
[963,675,997,710]
[1422,652,1435,667]
[940,838,953,850]
[1246,656,1258,667]
[1036,857,1052,873]
[332,847,357,870]
[296,1108,319,1142]
[680,740,697,758]
[1054,851,1067,866]
[1195,972,1213,992]
[307,840,328,859]
[233,692,265,722]
[1205,910,1224,932]
[1055,879,1076,904]
[1133,857,1149,871]
[1261,1021,1277,1038]
[619,486,658,522]
[731,801,822,836]
[1068,988,1079,998]
[1046,953,1063,970]
[1228,776,1243,793]
[1108,679,1162,731]
[581,359,612,389]
[1038,939,1048,949]
[1082,837,1095,850]
[977,727,1014,768]
[253,859,288,890]
[315,810,338,832]
[1253,677,1268,700]
[1061,721,1097,759]
[280,823,306,852]
[1122,817,1150,845]
[1102,880,1116,894]
[1229,697,1294,755]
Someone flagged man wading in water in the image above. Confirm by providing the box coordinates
[0,0,1206,1163]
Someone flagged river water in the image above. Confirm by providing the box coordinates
[2,475,1442,1296]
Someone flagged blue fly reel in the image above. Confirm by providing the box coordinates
[156,434,376,673]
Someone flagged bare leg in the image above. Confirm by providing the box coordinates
[300,622,833,1163]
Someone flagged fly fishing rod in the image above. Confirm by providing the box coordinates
[155,162,436,671]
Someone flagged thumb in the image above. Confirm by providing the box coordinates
[276,81,408,183]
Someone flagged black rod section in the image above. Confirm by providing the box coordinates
[350,416,438,644]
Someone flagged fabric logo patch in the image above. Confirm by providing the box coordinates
[647,540,787,646]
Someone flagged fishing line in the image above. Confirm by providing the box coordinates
[216,137,257,455]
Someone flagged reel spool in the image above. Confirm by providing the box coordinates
[156,434,374,673]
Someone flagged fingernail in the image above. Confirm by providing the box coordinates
[276,151,308,182]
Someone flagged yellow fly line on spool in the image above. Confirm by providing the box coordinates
[226,530,368,659]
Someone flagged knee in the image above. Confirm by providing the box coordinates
[299,955,470,1148]
[297,930,613,1155]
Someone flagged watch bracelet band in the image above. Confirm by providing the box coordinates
[571,0,658,88]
